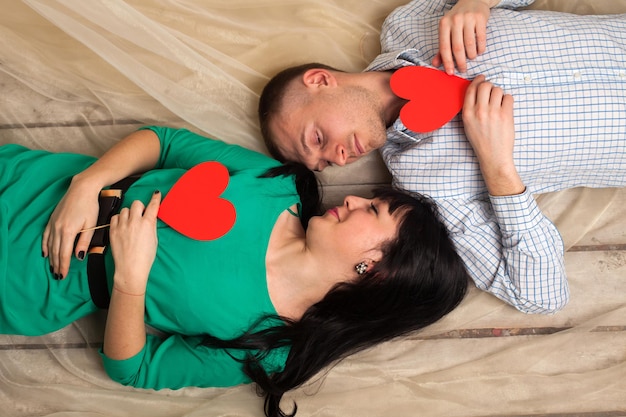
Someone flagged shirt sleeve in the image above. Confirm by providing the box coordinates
[438,189,569,314]
[100,334,289,389]
[140,126,278,172]
[495,0,535,9]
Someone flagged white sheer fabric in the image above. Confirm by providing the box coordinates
[1,1,625,416]
[1,0,405,155]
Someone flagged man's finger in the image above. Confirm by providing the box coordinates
[432,53,442,68]
[502,93,515,113]
[475,24,487,55]
[476,79,496,107]
[464,75,485,107]
[463,26,478,60]
[438,19,455,74]
[450,24,466,73]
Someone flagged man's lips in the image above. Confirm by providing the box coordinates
[354,135,365,156]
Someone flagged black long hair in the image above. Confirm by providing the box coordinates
[203,164,469,417]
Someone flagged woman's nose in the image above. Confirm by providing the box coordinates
[344,195,370,210]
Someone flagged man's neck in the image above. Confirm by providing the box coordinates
[376,70,406,127]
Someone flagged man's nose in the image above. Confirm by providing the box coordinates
[330,144,348,166]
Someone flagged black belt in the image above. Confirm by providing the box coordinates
[87,175,141,309]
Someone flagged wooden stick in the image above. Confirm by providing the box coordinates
[79,224,110,233]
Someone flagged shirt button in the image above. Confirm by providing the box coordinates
[524,75,531,82]
[573,72,582,79]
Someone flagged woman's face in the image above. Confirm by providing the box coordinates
[307,195,402,274]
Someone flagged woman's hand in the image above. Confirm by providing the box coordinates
[42,177,101,279]
[109,191,161,296]
[462,75,524,196]
[43,129,162,280]
[432,0,494,74]
[104,191,160,361]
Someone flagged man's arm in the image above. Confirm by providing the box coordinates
[462,75,524,197]
[439,195,568,313]
[458,76,568,313]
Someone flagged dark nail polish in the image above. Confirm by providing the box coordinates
[78,251,85,260]
[154,190,160,195]
[54,273,63,280]
[50,265,54,273]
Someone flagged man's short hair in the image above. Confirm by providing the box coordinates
[258,62,339,161]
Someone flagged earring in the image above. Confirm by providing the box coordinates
[355,262,368,275]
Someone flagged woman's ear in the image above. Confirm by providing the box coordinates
[302,68,338,89]
[355,256,380,275]
[367,248,383,265]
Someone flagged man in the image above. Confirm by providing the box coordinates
[258,0,626,314]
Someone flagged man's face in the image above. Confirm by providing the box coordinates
[269,84,388,171]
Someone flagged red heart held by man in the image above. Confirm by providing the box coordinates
[158,161,236,240]
[390,66,471,133]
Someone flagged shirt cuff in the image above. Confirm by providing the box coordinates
[99,346,146,384]
[489,188,544,233]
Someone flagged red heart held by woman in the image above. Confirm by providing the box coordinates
[390,66,471,133]
[158,161,236,240]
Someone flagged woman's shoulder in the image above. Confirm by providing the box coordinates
[142,125,284,172]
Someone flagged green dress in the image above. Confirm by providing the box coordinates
[0,126,299,388]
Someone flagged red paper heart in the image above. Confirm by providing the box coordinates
[158,161,236,240]
[390,66,471,133]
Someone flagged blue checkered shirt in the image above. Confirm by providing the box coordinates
[367,0,626,314]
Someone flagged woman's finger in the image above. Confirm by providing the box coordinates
[74,229,94,262]
[143,190,161,221]
[42,224,51,258]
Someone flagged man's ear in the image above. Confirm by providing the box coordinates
[302,68,338,89]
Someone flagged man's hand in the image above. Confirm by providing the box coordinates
[462,75,525,196]
[432,0,495,74]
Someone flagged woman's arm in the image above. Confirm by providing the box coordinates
[43,129,161,278]
[103,191,161,360]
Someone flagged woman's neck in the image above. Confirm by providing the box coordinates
[264,206,339,320]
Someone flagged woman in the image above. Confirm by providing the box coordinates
[0,126,468,417]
